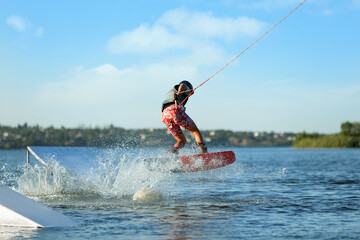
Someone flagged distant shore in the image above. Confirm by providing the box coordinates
[1,122,359,149]
[293,134,360,148]
[293,122,360,148]
[0,123,295,149]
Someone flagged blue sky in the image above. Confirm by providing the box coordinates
[1,0,359,133]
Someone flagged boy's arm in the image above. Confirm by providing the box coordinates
[176,84,188,107]
[175,83,193,107]
[177,83,188,97]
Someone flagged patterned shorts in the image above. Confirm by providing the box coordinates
[161,104,194,137]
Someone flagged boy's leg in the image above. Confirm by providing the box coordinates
[172,106,207,153]
[187,122,207,153]
[173,132,186,149]
[186,122,203,144]
[170,132,186,154]
[162,105,186,153]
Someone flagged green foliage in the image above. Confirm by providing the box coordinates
[341,121,353,136]
[294,132,322,142]
[293,121,360,148]
[352,122,360,136]
[294,134,360,148]
[341,121,360,136]
[3,121,359,149]
[0,123,295,149]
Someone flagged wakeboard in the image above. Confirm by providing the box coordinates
[144,151,235,173]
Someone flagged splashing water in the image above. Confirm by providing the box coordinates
[3,147,360,239]
[16,148,176,200]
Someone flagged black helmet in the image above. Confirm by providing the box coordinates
[179,80,193,90]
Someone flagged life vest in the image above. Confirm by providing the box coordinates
[161,83,191,112]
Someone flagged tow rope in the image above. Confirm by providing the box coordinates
[178,0,308,106]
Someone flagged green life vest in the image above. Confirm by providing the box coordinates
[161,84,190,112]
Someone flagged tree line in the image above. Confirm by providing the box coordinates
[2,122,358,149]
[0,123,295,149]
[293,121,360,148]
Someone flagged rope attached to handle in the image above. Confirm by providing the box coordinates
[177,0,308,107]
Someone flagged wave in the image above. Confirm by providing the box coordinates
[16,149,176,200]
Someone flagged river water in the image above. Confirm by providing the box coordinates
[0,147,359,239]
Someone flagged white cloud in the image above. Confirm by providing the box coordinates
[351,0,360,8]
[32,62,201,127]
[35,63,200,108]
[39,8,265,126]
[235,0,360,15]
[36,27,44,37]
[263,78,296,87]
[6,15,44,37]
[233,0,304,10]
[6,15,28,32]
[40,8,265,111]
[318,8,335,16]
[108,24,189,54]
[107,8,265,55]
[333,85,360,96]
[229,0,345,16]
[157,8,263,40]
[36,64,137,107]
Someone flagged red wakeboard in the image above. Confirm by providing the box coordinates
[144,151,236,173]
[179,151,236,172]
